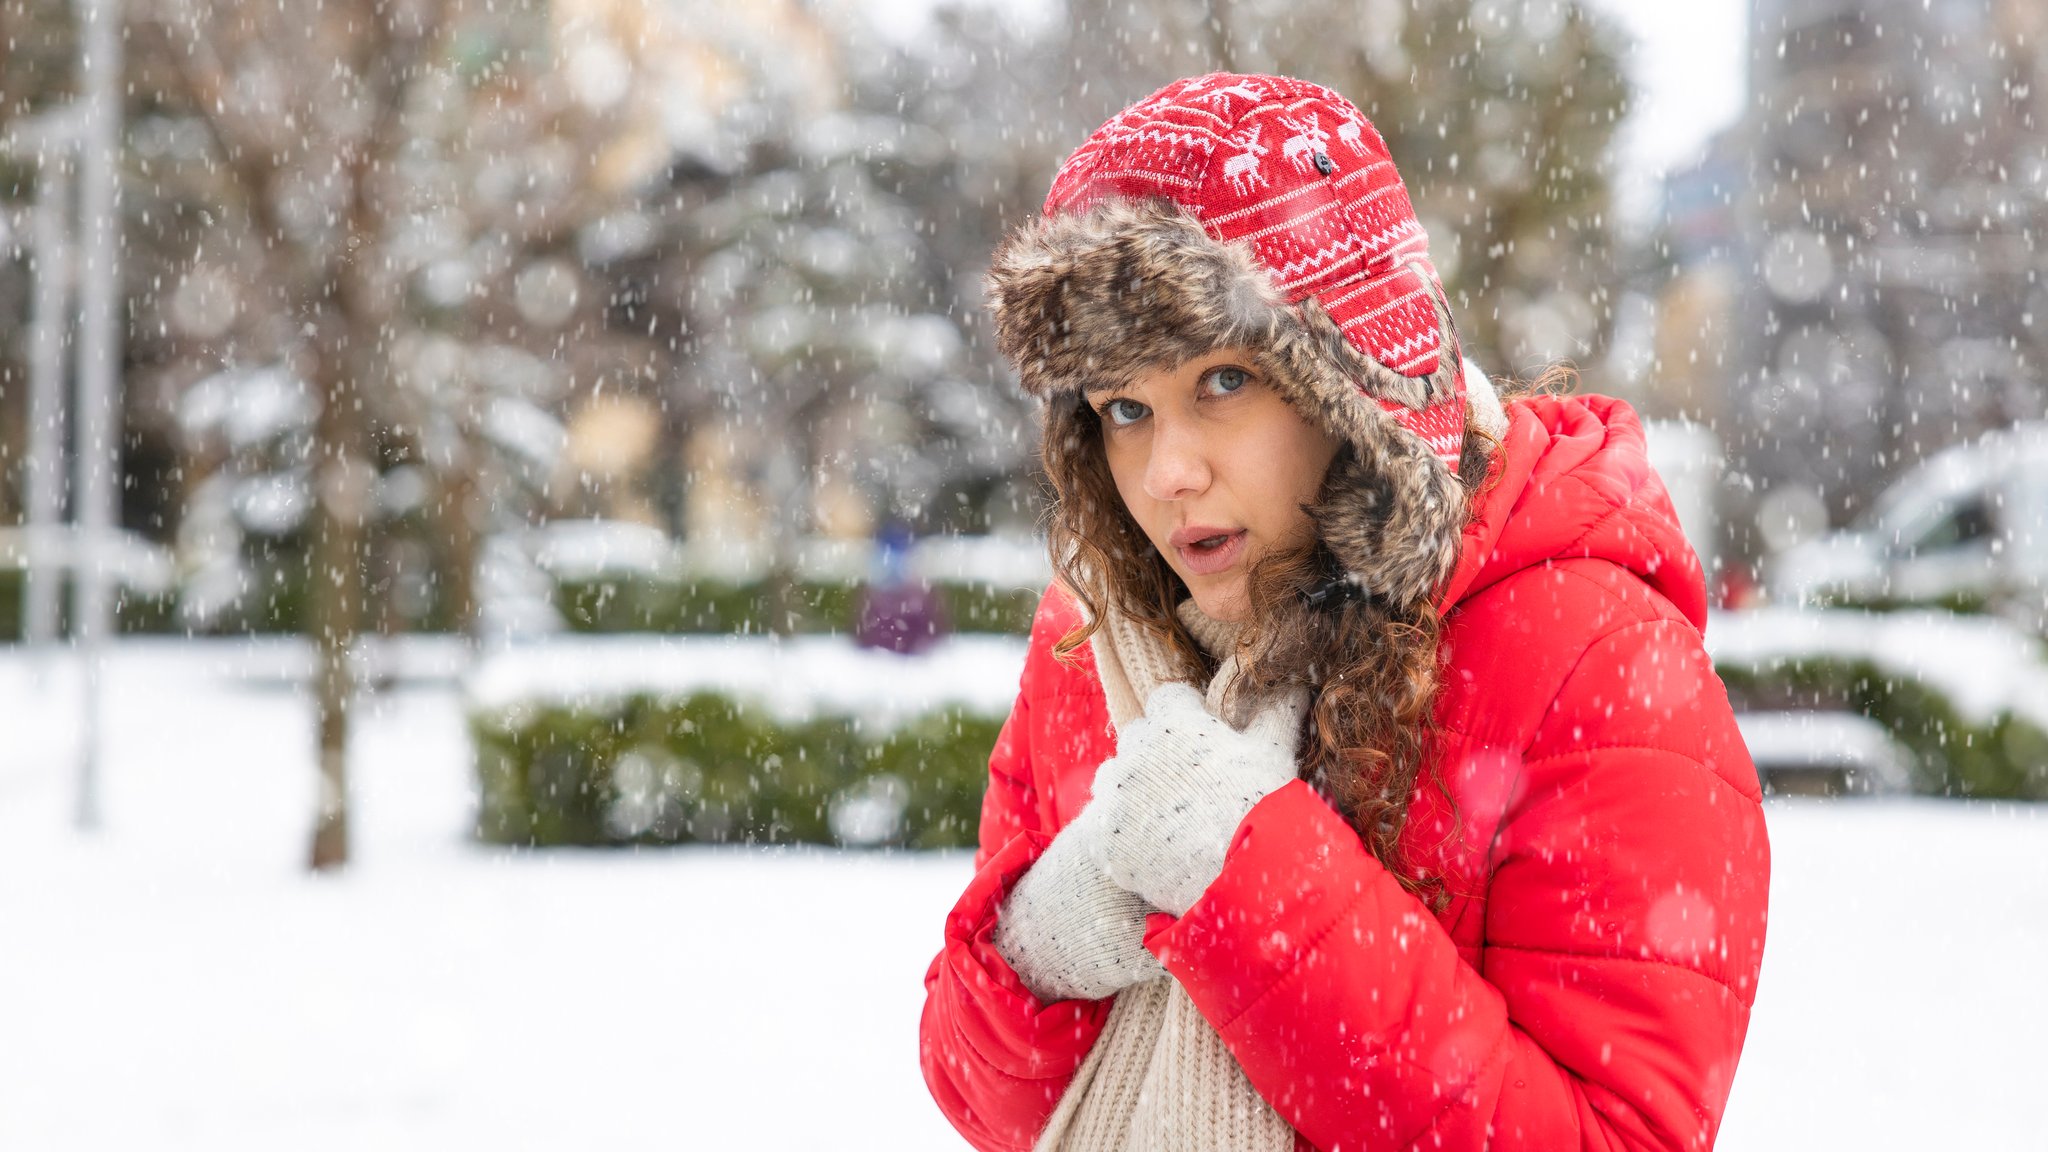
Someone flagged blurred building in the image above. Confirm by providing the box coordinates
[1732,0,2048,547]
[1650,127,1750,426]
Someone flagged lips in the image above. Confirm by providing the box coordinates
[1171,526,1248,577]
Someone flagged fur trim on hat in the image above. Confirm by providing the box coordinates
[987,198,1461,409]
[988,197,1473,608]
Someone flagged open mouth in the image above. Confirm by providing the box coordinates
[1173,528,1248,576]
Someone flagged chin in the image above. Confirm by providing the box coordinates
[1188,581,1250,623]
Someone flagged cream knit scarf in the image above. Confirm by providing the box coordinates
[1033,599,1295,1152]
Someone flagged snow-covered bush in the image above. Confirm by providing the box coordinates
[466,635,1020,848]
[550,574,1038,635]
[1710,610,2048,799]
[525,525,1048,635]
[472,694,998,849]
[0,529,179,641]
[0,571,177,641]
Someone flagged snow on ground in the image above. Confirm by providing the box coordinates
[2,639,2044,1150]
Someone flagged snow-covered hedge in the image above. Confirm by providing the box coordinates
[536,527,1049,635]
[466,636,1024,848]
[553,575,1040,635]
[0,570,177,641]
[1708,609,2048,799]
[465,609,2048,856]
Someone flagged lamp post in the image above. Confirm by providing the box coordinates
[73,0,123,831]
[4,108,82,655]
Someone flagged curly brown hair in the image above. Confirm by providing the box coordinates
[1041,367,1565,904]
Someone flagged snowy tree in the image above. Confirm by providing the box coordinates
[590,4,1044,625]
[125,0,642,868]
[134,0,451,869]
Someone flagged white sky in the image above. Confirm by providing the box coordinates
[1586,0,1749,226]
[858,0,1750,228]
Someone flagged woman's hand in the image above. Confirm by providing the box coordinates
[993,808,1167,1002]
[1084,682,1308,917]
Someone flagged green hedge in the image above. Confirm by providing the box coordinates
[0,569,178,641]
[472,691,1003,849]
[471,618,2048,855]
[1717,656,2048,799]
[554,576,1039,634]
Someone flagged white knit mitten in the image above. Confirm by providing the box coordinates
[993,809,1167,1002]
[1085,682,1308,917]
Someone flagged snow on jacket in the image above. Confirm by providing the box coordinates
[919,394,1771,1152]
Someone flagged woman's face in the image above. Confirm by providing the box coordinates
[1088,349,1341,622]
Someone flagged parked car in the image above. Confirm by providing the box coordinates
[1767,421,2048,630]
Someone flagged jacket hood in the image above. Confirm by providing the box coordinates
[1437,394,1708,628]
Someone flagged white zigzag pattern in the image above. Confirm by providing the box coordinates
[1369,327,1438,366]
[1354,216,1422,250]
[1078,167,1204,191]
[1390,340,1443,374]
[1106,124,1232,153]
[1272,219,1421,289]
[1384,405,1462,453]
[1269,235,1365,285]
[1420,430,1462,458]
[1351,280,1430,323]
[1385,229,1430,257]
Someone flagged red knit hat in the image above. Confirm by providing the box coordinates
[987,73,1477,606]
[992,72,1467,468]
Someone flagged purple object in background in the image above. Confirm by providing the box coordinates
[854,522,949,654]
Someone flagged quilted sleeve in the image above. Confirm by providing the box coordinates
[1147,615,1771,1152]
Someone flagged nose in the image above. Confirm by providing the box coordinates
[1142,415,1210,502]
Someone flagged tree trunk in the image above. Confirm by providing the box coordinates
[307,318,370,871]
[307,454,367,869]
[436,461,480,636]
[759,432,806,637]
[307,193,379,870]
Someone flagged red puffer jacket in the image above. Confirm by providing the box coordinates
[919,395,1770,1152]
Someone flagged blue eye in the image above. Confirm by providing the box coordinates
[1203,366,1251,396]
[1101,397,1149,427]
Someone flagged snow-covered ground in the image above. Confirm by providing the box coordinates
[2,639,2043,1150]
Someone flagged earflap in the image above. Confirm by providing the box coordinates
[1310,411,1470,610]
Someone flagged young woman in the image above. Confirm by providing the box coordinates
[920,73,1769,1152]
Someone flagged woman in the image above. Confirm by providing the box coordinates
[920,73,1769,1152]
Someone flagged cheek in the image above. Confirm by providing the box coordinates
[1295,442,1339,507]
[1245,420,1338,540]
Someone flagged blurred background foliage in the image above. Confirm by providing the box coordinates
[1,0,1631,644]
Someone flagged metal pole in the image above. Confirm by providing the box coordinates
[25,145,74,652]
[74,0,123,831]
